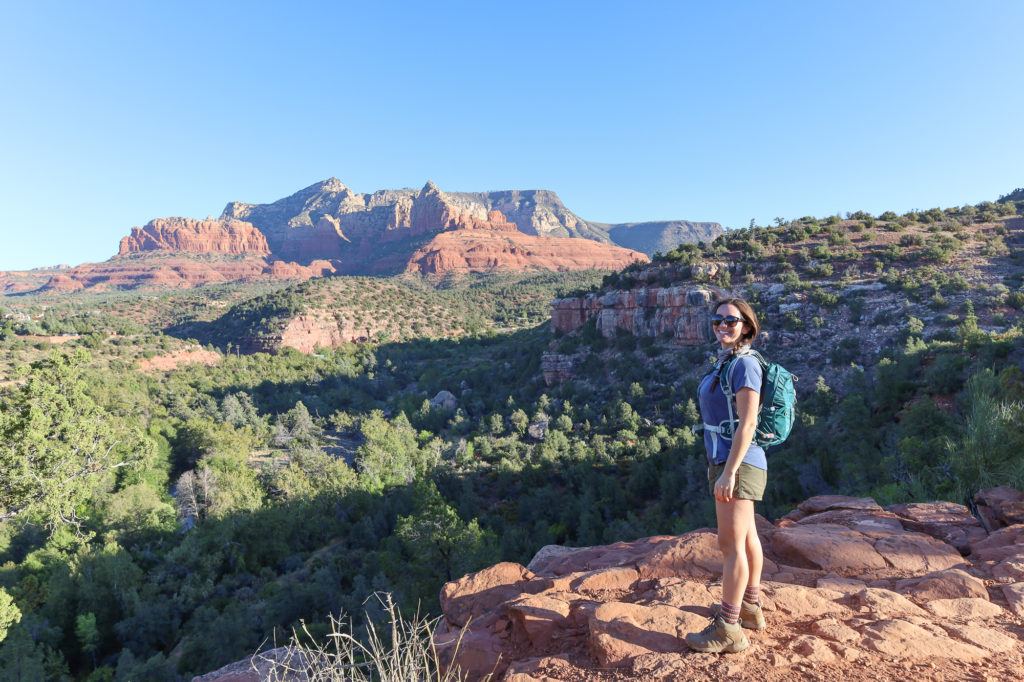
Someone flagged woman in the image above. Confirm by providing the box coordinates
[685,297,767,654]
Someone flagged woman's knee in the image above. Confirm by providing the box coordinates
[718,537,745,559]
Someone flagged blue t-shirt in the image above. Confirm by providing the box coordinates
[697,353,766,470]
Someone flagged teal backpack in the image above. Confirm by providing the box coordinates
[696,349,797,451]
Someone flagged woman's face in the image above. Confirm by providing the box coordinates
[714,303,748,348]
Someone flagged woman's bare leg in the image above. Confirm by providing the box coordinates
[744,517,763,595]
[716,499,754,608]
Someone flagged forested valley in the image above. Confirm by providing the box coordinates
[1,198,1024,679]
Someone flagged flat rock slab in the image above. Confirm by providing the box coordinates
[894,568,988,602]
[859,618,988,661]
[771,522,964,578]
[588,601,706,666]
[923,597,1003,621]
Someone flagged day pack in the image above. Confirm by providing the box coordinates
[701,348,797,450]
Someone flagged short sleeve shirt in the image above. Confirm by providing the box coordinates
[697,353,766,470]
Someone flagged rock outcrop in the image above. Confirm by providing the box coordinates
[222,179,720,257]
[551,286,717,344]
[406,229,648,277]
[25,177,700,293]
[433,489,1024,681]
[118,217,271,256]
[241,308,394,354]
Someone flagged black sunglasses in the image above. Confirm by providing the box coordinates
[710,315,743,328]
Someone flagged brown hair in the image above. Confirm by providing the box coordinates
[712,297,760,345]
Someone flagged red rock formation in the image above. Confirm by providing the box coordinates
[551,285,718,344]
[405,230,649,276]
[40,256,335,293]
[0,268,69,294]
[430,489,1024,681]
[118,217,270,256]
[251,309,388,353]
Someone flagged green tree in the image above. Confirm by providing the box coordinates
[0,351,151,532]
[509,409,529,435]
[0,589,21,643]
[75,612,99,668]
[390,480,497,605]
[356,412,429,491]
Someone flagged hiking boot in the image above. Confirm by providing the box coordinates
[712,601,767,631]
[684,614,749,653]
[740,600,766,631]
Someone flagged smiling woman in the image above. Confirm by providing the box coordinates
[686,297,767,653]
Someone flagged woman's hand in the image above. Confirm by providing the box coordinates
[714,470,736,502]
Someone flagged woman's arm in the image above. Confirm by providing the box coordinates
[714,386,759,502]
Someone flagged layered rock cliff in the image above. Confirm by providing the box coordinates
[118,217,271,256]
[551,285,717,343]
[25,176,714,294]
[431,487,1024,681]
[221,177,720,260]
[406,229,648,276]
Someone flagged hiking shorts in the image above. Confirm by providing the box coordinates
[708,462,767,502]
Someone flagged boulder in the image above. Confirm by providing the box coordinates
[894,568,988,602]
[440,562,542,627]
[587,602,704,667]
[886,501,987,554]
[429,390,458,412]
[975,486,1024,529]
[1001,582,1024,618]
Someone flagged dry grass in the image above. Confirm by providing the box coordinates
[255,592,485,682]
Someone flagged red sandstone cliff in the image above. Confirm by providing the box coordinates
[118,217,271,256]
[406,229,649,276]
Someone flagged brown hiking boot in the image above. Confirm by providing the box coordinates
[740,600,766,631]
[684,614,749,653]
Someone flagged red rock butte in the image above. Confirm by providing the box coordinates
[118,217,271,256]
[31,178,696,292]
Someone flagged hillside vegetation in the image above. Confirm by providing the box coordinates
[0,195,1021,680]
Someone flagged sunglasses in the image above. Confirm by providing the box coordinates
[710,315,743,328]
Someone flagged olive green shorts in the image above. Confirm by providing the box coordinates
[708,462,767,501]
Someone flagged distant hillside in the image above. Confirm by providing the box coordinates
[597,220,723,255]
[174,270,610,354]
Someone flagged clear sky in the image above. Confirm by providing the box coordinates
[1,1,1022,270]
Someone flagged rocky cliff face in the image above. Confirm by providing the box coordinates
[551,285,717,343]
[220,178,717,260]
[118,217,271,256]
[406,228,648,276]
[22,177,714,294]
[431,487,1024,681]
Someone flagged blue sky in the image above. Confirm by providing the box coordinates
[1,1,1021,270]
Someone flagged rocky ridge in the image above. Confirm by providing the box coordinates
[27,178,686,293]
[223,178,721,259]
[118,217,271,256]
[430,487,1024,681]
